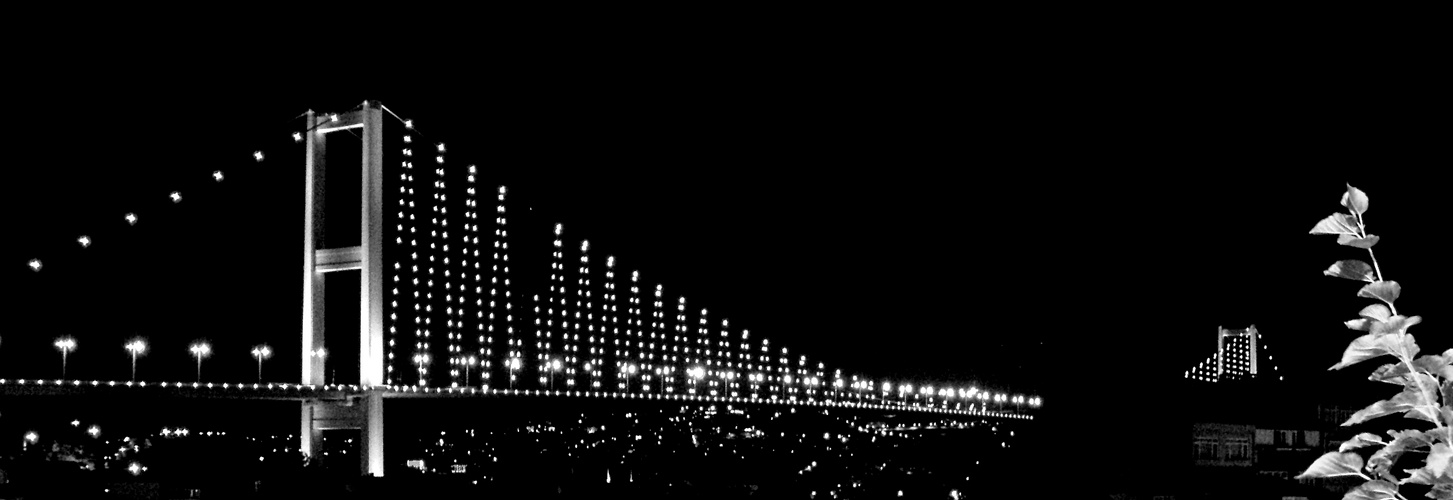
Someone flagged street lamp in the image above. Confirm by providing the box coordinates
[548,359,562,390]
[462,355,477,386]
[189,342,211,382]
[55,337,76,379]
[508,357,521,389]
[688,366,705,394]
[251,345,272,382]
[23,431,38,451]
[125,339,146,381]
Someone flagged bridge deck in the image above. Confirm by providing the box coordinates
[0,378,1034,420]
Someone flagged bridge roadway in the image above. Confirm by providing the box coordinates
[0,378,1034,420]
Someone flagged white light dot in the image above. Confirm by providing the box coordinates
[125,213,138,225]
[213,171,224,182]
[169,192,182,203]
[77,236,91,248]
[292,132,303,143]
[253,151,264,162]
[27,259,42,272]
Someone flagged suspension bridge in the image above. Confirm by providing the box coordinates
[6,101,1041,477]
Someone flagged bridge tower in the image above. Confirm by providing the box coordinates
[300,102,387,476]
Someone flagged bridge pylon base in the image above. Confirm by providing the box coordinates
[300,391,385,477]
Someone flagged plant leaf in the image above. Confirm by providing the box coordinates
[1372,430,1434,476]
[1428,443,1452,479]
[1343,480,1398,500]
[1402,466,1435,485]
[1358,281,1402,306]
[1341,432,1387,452]
[1327,260,1378,282]
[1369,363,1410,384]
[1342,184,1370,215]
[1377,333,1421,360]
[1338,234,1382,249]
[1361,304,1394,323]
[1311,213,1361,236]
[1345,384,1425,426]
[1348,482,1403,500]
[1429,483,1453,500]
[1296,451,1365,479]
[1401,373,1441,423]
[1332,334,1391,371]
[1412,353,1450,376]
[1373,316,1424,337]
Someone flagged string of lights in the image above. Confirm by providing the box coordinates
[544,223,566,389]
[579,240,595,389]
[491,185,514,391]
[626,271,643,393]
[604,256,619,391]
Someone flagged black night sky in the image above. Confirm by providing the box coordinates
[1,48,1445,489]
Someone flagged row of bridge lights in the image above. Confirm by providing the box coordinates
[0,374,1039,419]
[26,337,294,382]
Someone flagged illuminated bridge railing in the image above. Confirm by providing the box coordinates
[0,378,1033,420]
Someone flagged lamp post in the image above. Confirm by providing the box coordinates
[548,359,562,390]
[189,342,210,382]
[54,337,76,379]
[508,357,521,389]
[125,340,146,381]
[688,366,704,394]
[251,345,272,382]
[463,355,476,386]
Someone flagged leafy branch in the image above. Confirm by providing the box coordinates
[1300,184,1452,500]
